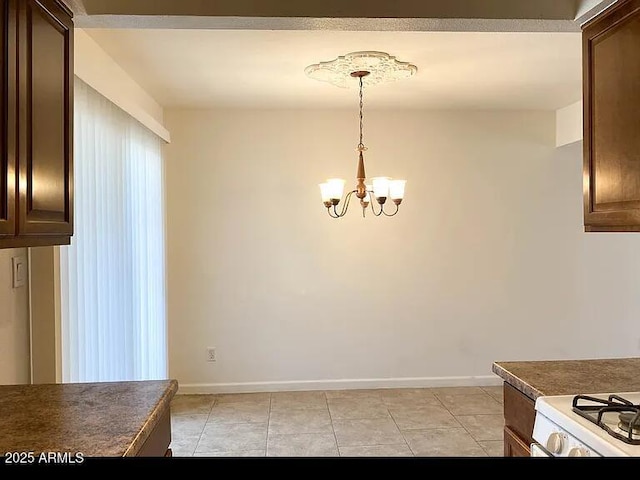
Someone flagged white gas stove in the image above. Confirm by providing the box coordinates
[533,392,640,457]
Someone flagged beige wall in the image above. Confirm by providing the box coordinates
[29,247,60,384]
[74,29,170,142]
[556,100,582,147]
[0,248,30,384]
[164,108,640,393]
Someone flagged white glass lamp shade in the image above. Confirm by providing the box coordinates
[371,177,390,203]
[319,182,333,204]
[389,180,406,203]
[320,178,346,206]
[326,178,346,200]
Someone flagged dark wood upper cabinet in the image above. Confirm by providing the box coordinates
[583,0,640,232]
[0,0,16,238]
[0,0,73,248]
[17,0,72,236]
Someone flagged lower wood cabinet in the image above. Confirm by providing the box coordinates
[136,409,172,457]
[504,426,531,457]
[502,382,535,457]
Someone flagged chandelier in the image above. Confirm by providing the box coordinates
[305,51,417,218]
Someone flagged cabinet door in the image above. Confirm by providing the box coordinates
[583,0,640,231]
[17,0,72,236]
[135,410,172,457]
[0,0,16,237]
[504,426,530,457]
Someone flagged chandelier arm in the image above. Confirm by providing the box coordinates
[381,202,400,217]
[369,198,384,217]
[337,190,357,217]
[327,206,340,218]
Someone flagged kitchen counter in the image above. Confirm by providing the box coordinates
[493,358,640,456]
[0,379,178,457]
[492,358,640,400]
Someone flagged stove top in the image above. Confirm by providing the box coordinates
[535,391,640,456]
[573,394,640,445]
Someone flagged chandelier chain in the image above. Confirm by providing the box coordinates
[358,76,364,149]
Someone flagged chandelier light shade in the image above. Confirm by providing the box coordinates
[305,51,416,218]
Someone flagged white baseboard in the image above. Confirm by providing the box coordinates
[177,374,502,395]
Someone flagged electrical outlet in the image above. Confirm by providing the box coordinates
[206,347,216,362]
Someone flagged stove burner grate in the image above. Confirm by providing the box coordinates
[572,394,640,446]
[618,412,640,436]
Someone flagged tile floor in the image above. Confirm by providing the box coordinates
[169,386,504,457]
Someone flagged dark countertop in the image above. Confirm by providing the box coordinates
[0,379,178,457]
[492,358,640,400]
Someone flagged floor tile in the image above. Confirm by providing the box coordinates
[215,392,271,405]
[171,414,208,438]
[195,423,267,453]
[381,388,439,399]
[333,418,405,447]
[382,397,443,409]
[436,393,503,415]
[481,386,504,404]
[328,397,390,420]
[270,391,327,411]
[381,390,442,409]
[389,405,461,431]
[404,428,488,457]
[339,444,413,457]
[478,440,504,457]
[429,387,486,396]
[170,394,216,416]
[193,449,266,457]
[268,408,332,435]
[208,402,270,424]
[325,389,382,400]
[170,437,199,457]
[267,433,338,457]
[456,414,504,441]
[169,387,508,459]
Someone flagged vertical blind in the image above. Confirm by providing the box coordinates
[59,78,167,382]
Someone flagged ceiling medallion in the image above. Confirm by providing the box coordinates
[304,51,417,88]
[305,51,417,219]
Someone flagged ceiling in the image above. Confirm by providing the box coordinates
[72,0,615,25]
[86,29,582,110]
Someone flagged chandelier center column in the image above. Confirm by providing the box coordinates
[352,71,369,200]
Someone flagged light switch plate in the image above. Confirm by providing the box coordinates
[12,256,26,289]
